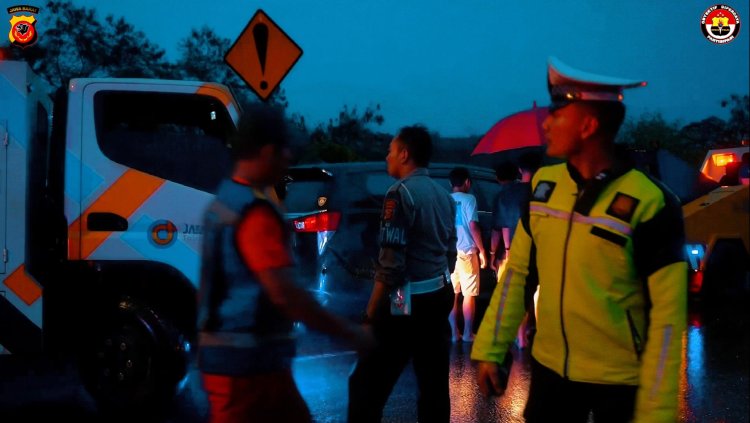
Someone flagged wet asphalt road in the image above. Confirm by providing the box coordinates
[0,298,747,423]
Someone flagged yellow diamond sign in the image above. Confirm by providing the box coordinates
[225,9,303,101]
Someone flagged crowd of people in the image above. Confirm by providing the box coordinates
[196,56,688,423]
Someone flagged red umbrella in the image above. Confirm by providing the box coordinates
[471,103,549,155]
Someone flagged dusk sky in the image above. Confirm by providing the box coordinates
[5,1,749,137]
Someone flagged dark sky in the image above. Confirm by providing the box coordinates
[6,0,750,137]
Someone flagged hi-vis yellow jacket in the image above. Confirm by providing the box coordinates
[472,162,687,422]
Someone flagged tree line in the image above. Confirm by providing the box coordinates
[5,1,748,168]
[617,95,749,167]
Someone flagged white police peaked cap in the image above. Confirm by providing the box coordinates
[547,56,646,111]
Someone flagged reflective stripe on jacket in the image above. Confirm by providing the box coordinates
[472,162,687,422]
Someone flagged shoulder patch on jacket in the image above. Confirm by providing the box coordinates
[532,181,556,203]
[606,192,640,223]
[383,198,398,221]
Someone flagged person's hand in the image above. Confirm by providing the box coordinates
[476,360,510,397]
[478,251,487,269]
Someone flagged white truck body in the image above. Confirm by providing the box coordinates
[1,60,240,410]
[1,60,52,346]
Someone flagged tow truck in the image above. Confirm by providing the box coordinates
[682,145,749,298]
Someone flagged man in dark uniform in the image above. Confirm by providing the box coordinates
[473,57,687,422]
[197,104,373,423]
[348,125,457,423]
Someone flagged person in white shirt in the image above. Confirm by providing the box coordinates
[448,167,486,342]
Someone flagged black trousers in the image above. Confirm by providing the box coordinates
[524,358,638,423]
[348,285,454,423]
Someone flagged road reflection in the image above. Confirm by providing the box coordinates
[678,303,748,423]
[1,301,747,422]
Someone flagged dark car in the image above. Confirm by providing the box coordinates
[281,162,501,322]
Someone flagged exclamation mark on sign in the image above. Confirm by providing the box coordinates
[253,23,269,90]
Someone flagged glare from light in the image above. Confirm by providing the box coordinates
[317,230,333,254]
[684,244,705,270]
[711,153,736,167]
[319,266,327,292]
[686,325,705,402]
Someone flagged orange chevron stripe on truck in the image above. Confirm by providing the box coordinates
[68,169,165,260]
[3,265,42,305]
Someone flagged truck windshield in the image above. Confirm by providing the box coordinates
[94,91,235,193]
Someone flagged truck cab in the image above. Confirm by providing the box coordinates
[1,60,240,412]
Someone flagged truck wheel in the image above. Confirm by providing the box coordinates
[78,297,189,416]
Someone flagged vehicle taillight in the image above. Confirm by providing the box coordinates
[685,243,706,294]
[293,211,341,232]
[688,270,704,294]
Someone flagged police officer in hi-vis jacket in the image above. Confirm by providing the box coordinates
[348,125,457,423]
[472,57,687,423]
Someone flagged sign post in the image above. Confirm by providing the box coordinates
[225,9,303,101]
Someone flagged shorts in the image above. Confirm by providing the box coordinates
[450,251,479,296]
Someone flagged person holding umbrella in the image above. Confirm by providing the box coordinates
[490,152,542,349]
[472,57,687,422]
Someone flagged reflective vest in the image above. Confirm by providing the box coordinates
[197,179,295,376]
[473,162,687,422]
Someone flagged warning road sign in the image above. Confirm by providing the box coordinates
[225,9,303,101]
